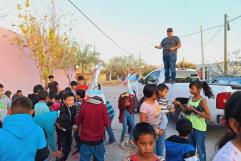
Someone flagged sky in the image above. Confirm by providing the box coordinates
[1,0,241,66]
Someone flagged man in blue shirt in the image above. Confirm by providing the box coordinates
[155,28,181,83]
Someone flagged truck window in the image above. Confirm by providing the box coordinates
[175,70,199,83]
[145,71,160,84]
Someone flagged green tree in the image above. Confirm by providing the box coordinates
[15,0,78,83]
[106,54,145,79]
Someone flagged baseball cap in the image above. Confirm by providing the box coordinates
[167,28,173,32]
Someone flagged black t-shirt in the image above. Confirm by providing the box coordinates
[48,81,58,96]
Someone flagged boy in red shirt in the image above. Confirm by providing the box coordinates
[76,92,110,161]
[76,76,88,91]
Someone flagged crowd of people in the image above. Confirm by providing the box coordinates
[0,73,241,161]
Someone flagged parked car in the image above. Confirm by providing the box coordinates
[210,77,241,87]
[131,68,241,125]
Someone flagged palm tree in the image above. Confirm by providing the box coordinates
[77,45,100,73]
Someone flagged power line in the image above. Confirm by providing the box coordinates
[135,14,241,50]
[181,24,223,38]
[204,26,224,45]
[229,15,241,22]
[67,0,130,55]
[181,14,241,38]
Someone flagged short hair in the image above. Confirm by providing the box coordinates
[33,84,44,93]
[17,90,22,93]
[76,90,85,99]
[48,75,54,79]
[78,75,85,81]
[0,84,4,89]
[11,96,33,114]
[176,118,192,137]
[4,91,12,98]
[133,122,156,142]
[52,94,60,100]
[64,87,72,92]
[37,90,48,100]
[143,84,157,98]
[70,81,78,87]
[157,83,169,91]
[63,93,75,100]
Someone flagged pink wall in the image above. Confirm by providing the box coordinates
[0,27,42,95]
[53,68,76,91]
[0,27,76,95]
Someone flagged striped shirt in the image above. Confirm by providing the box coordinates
[157,97,169,130]
[106,99,115,119]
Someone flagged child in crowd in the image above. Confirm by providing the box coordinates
[173,80,214,161]
[165,118,198,161]
[76,75,88,91]
[0,83,11,126]
[70,81,78,96]
[140,84,164,156]
[28,84,44,108]
[72,89,86,156]
[34,89,50,116]
[50,94,61,111]
[124,122,164,161]
[4,90,12,99]
[56,93,77,161]
[156,83,175,157]
[0,96,49,161]
[118,92,136,149]
[12,90,23,100]
[75,89,86,112]
[76,90,110,161]
[213,91,241,161]
[98,83,116,144]
[105,98,116,144]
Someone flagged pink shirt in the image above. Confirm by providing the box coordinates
[140,101,161,128]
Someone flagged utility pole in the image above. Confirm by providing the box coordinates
[224,14,228,75]
[200,25,205,80]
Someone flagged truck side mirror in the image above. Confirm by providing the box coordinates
[138,78,145,84]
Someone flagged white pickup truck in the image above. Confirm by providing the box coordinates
[131,68,241,125]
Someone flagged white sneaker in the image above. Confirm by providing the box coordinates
[119,142,125,149]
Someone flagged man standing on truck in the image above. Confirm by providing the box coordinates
[155,28,181,83]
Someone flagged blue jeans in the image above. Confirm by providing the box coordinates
[106,116,115,143]
[80,142,105,161]
[120,110,135,142]
[156,132,165,157]
[189,129,206,161]
[163,54,177,81]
